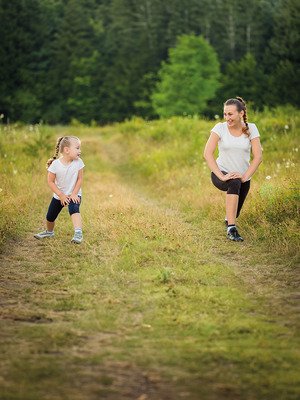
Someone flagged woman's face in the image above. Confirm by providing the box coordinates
[223,105,244,127]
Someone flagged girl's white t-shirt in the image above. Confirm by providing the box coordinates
[48,158,85,199]
[211,122,260,176]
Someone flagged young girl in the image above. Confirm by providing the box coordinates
[204,97,262,242]
[34,136,85,244]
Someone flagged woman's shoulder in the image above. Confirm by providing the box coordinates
[247,122,260,140]
[248,122,258,128]
[211,121,226,136]
[212,121,226,129]
[248,122,260,134]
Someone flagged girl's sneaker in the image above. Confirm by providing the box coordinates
[71,231,83,244]
[34,230,54,239]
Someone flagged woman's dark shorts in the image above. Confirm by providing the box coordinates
[211,171,250,195]
[211,171,250,218]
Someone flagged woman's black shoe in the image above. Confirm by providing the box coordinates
[227,227,244,242]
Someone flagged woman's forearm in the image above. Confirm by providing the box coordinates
[242,157,262,182]
[204,155,224,179]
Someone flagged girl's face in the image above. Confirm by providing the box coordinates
[65,139,81,160]
[223,105,244,127]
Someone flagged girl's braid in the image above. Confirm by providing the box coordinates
[46,137,64,168]
[236,96,250,136]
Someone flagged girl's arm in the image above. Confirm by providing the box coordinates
[47,172,70,206]
[241,137,263,182]
[69,168,83,204]
[203,132,239,181]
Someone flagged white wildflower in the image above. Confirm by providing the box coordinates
[0,114,4,119]
[214,114,219,120]
[284,125,289,130]
[265,176,271,180]
[109,194,113,198]
[13,169,17,175]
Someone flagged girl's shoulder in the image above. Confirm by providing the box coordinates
[52,158,60,166]
[73,158,85,168]
[47,158,60,172]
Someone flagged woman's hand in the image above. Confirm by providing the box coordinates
[59,193,70,206]
[221,172,242,181]
[69,193,81,204]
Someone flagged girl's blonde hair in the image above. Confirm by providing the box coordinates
[46,136,79,168]
[224,97,250,137]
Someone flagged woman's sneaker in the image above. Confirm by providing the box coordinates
[227,227,243,242]
[34,230,54,239]
[71,231,83,244]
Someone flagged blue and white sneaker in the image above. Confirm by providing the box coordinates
[34,230,54,239]
[71,231,83,244]
[227,227,243,242]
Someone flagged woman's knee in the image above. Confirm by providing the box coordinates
[227,179,241,195]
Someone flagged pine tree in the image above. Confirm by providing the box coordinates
[151,35,220,117]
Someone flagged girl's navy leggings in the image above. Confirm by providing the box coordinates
[46,197,81,222]
[211,172,250,218]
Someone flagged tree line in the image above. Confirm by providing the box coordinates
[0,0,299,124]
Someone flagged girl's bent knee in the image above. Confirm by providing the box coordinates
[68,204,80,215]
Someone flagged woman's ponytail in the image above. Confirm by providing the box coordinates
[236,96,250,137]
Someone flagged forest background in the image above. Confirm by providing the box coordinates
[0,0,299,125]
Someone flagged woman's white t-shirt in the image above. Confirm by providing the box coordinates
[48,158,85,199]
[211,122,260,176]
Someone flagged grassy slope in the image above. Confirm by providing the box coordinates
[0,111,299,399]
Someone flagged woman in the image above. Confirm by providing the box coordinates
[204,97,262,242]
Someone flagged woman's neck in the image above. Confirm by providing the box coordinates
[228,120,244,130]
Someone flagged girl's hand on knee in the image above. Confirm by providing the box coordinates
[69,193,81,204]
[59,194,70,206]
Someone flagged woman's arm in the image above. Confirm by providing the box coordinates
[242,137,263,182]
[69,168,83,203]
[47,172,70,205]
[203,132,238,181]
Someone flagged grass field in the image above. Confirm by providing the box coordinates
[0,108,299,399]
